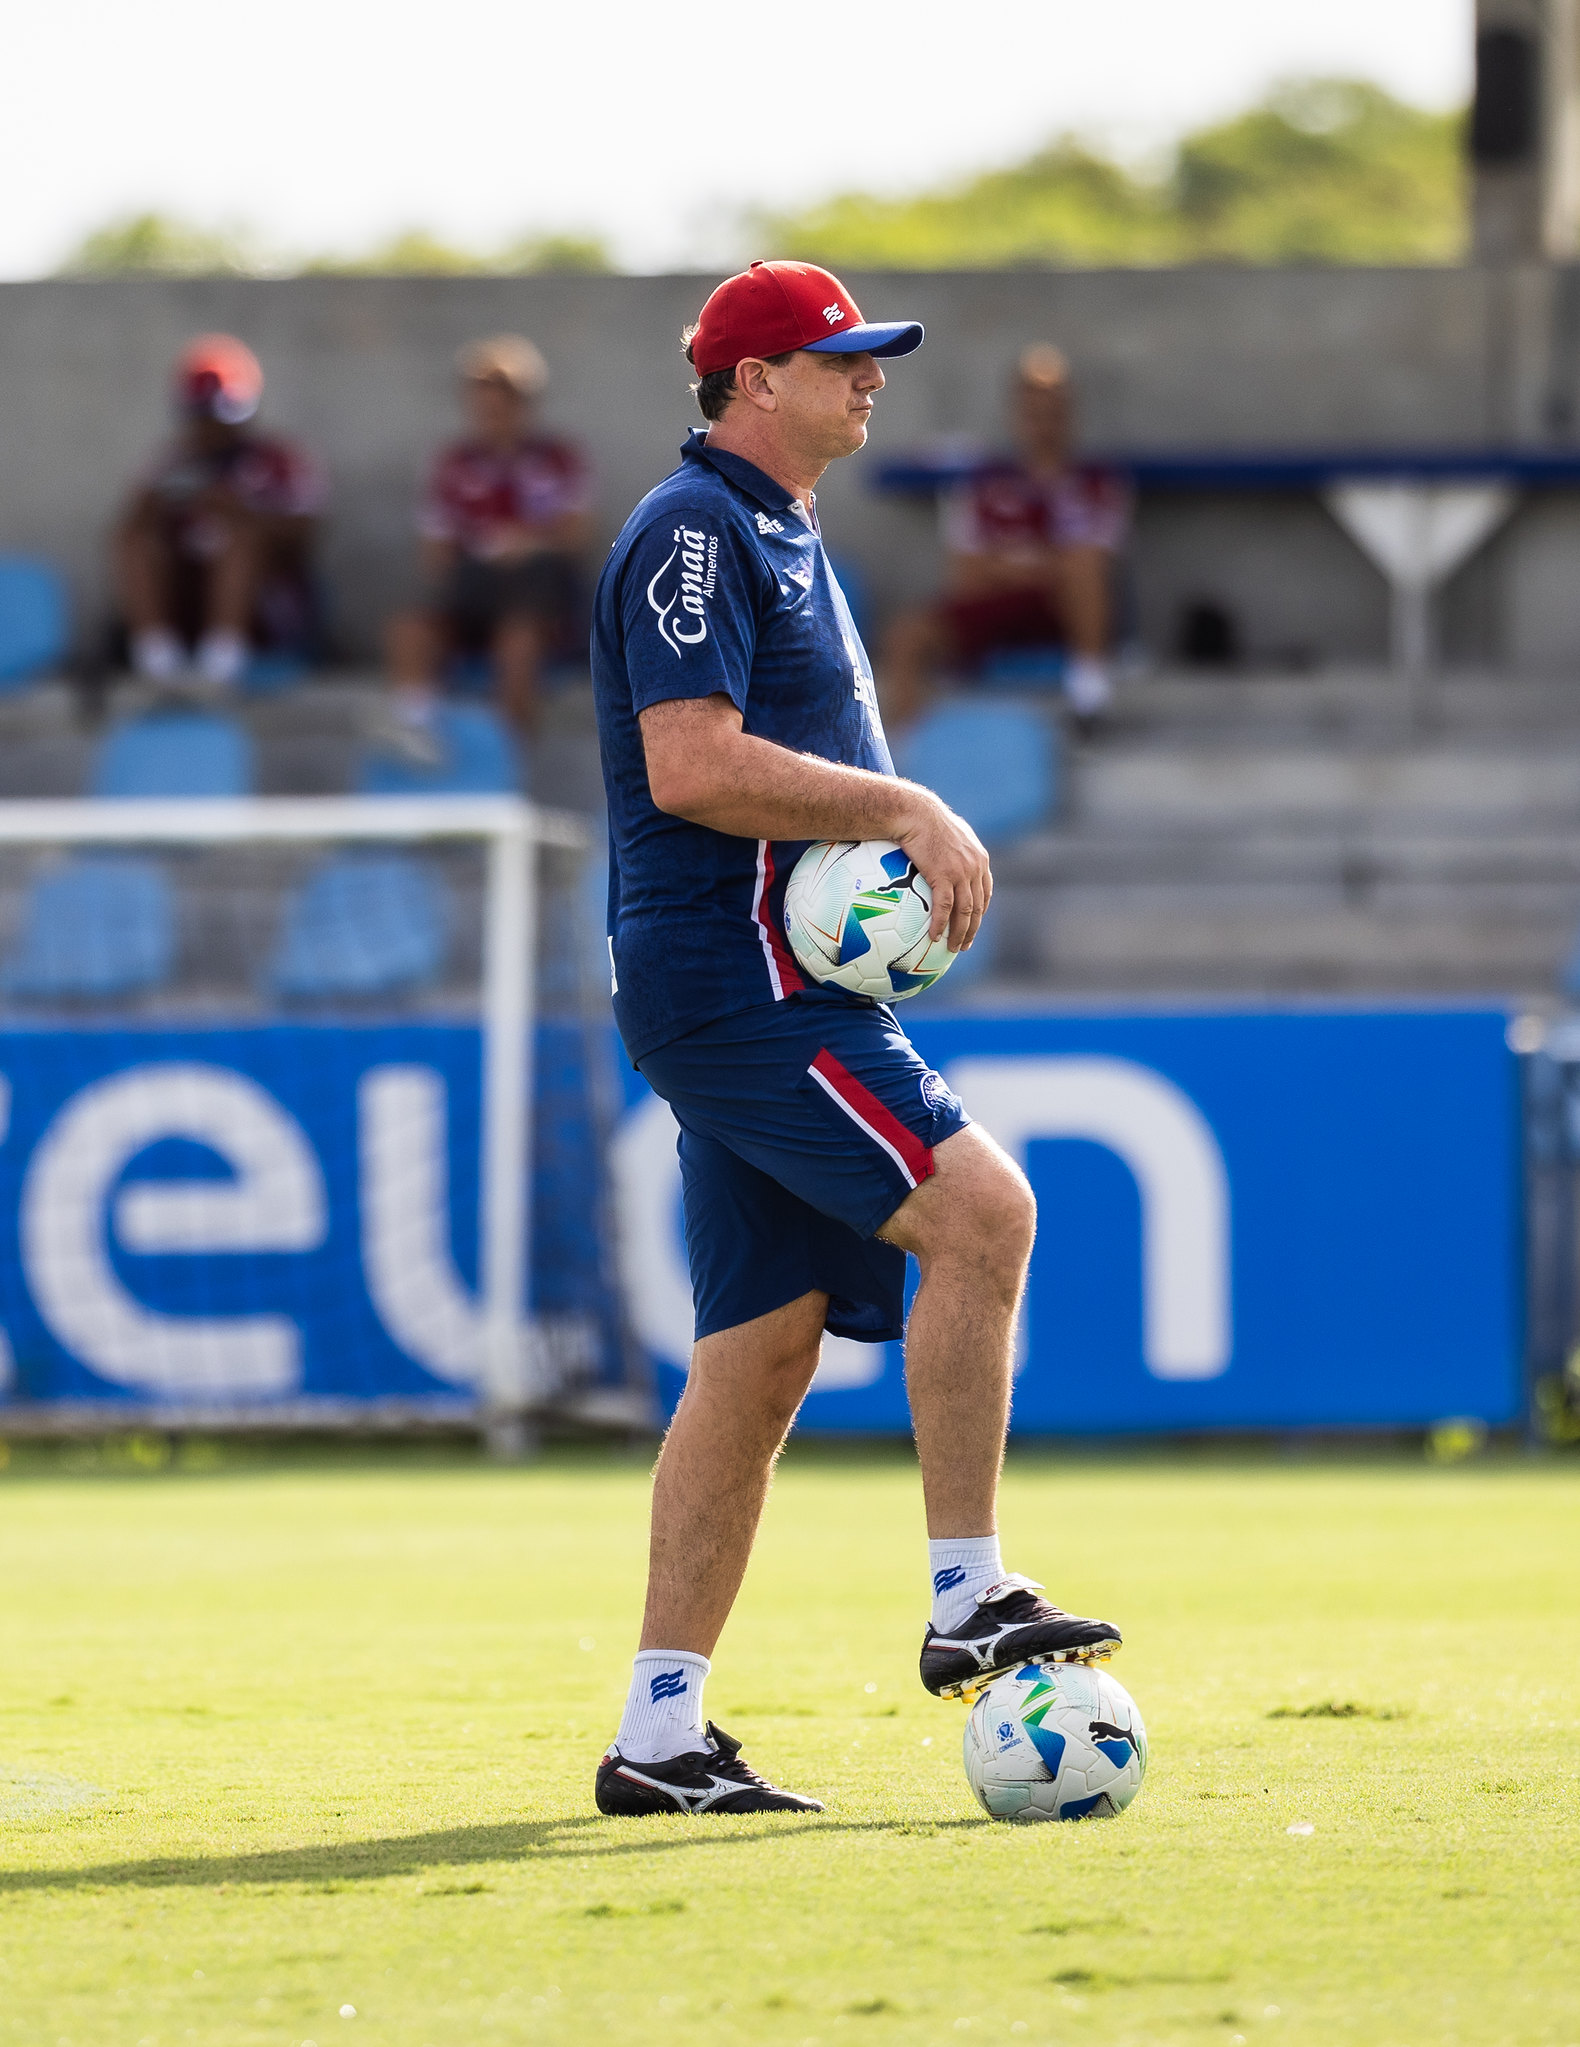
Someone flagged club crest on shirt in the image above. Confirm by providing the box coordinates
[647,525,719,656]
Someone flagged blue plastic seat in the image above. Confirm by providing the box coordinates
[270,854,449,999]
[976,646,1066,693]
[0,857,174,999]
[92,711,256,798]
[891,700,1059,845]
[0,557,68,689]
[357,703,520,797]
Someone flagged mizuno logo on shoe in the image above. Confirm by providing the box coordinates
[649,1669,688,1702]
[614,1764,746,1811]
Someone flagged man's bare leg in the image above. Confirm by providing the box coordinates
[639,1288,827,1656]
[494,613,548,735]
[878,1124,1033,1535]
[881,1123,1121,1690]
[878,604,950,729]
[1049,543,1114,717]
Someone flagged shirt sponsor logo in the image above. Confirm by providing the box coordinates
[647,525,719,656]
[755,512,785,535]
[822,303,847,326]
[845,630,881,720]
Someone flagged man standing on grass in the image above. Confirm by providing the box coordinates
[589,261,1122,1816]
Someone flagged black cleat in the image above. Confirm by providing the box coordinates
[920,1574,1122,1699]
[595,1721,825,1816]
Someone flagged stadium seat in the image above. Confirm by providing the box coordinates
[826,553,873,641]
[269,853,450,999]
[357,703,521,797]
[976,646,1065,693]
[891,702,1060,1001]
[240,651,311,697]
[92,710,256,799]
[0,856,175,998]
[891,700,1060,844]
[0,556,68,689]
[1560,930,1580,1000]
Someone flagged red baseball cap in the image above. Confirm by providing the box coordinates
[174,333,263,424]
[689,260,924,377]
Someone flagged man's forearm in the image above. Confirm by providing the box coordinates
[659,729,924,843]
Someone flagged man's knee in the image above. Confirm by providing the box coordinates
[883,1127,1035,1278]
[687,1290,827,1421]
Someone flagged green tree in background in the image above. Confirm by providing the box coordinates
[762,78,1465,269]
[1172,80,1464,262]
[57,219,615,278]
[60,213,265,276]
[306,228,615,275]
[56,79,1463,278]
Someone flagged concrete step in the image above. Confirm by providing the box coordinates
[1002,893,1575,991]
[1000,828,1580,886]
[1071,742,1580,831]
[1105,668,1580,739]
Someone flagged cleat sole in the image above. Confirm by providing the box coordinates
[940,1637,1123,1704]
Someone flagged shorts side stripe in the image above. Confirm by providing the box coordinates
[807,1048,935,1191]
[751,840,804,1001]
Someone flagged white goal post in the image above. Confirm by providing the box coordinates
[0,794,588,1433]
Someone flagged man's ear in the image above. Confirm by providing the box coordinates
[735,357,781,413]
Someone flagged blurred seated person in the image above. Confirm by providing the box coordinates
[880,344,1130,725]
[114,334,326,692]
[379,335,592,758]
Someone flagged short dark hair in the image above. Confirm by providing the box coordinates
[682,323,795,421]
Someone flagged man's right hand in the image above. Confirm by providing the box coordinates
[638,694,993,950]
[893,792,992,953]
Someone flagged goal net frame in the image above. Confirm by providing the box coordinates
[0,791,587,1435]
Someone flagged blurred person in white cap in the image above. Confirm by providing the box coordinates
[113,333,327,693]
[880,344,1129,729]
[376,334,593,761]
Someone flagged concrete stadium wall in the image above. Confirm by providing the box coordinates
[2,265,1579,667]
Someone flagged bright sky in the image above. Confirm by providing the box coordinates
[0,0,1473,276]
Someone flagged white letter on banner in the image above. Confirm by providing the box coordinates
[944,1056,1232,1380]
[20,1065,326,1396]
[0,1072,13,1390]
[609,1091,883,1390]
[357,1066,480,1385]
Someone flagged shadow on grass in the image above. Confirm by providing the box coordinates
[0,1814,982,1895]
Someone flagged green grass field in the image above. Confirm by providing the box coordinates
[2,1443,1577,2047]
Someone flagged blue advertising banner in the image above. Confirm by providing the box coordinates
[611,1009,1524,1433]
[0,1023,612,1411]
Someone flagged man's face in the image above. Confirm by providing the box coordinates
[463,375,529,441]
[761,349,886,462]
[1014,375,1072,462]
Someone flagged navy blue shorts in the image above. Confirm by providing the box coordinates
[638,988,971,1346]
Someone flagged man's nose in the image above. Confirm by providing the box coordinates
[856,355,885,392]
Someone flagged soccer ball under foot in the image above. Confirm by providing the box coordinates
[962,1660,1147,1823]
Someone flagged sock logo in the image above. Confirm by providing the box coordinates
[649,1668,688,1703]
[933,1566,967,1594]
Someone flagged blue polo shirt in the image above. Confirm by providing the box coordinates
[592,429,893,1065]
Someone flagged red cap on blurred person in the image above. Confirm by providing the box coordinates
[175,334,264,424]
[688,261,923,378]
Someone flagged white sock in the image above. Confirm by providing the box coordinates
[929,1534,1005,1633]
[1065,653,1113,714]
[196,628,248,688]
[132,627,184,682]
[615,1650,711,1764]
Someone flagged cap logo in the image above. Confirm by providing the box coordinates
[822,303,846,326]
